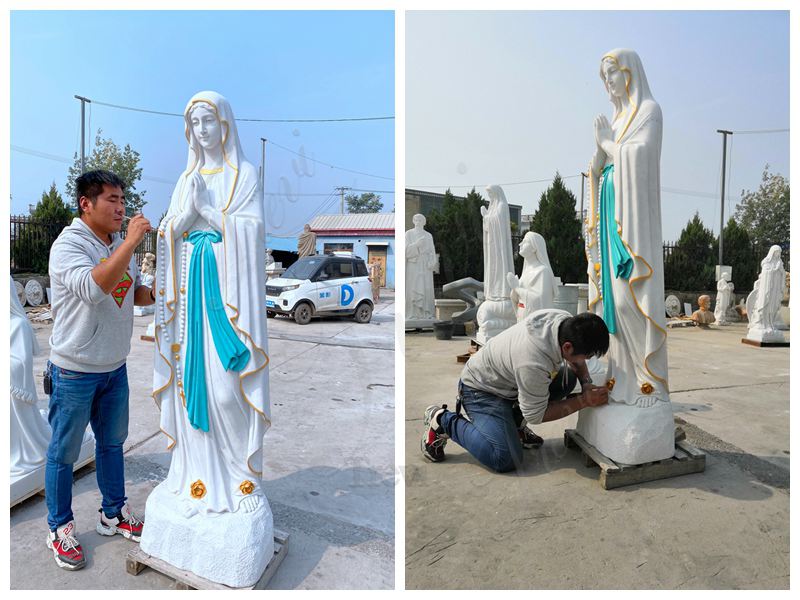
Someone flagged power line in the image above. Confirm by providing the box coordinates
[408,174,583,189]
[266,139,394,181]
[11,145,394,195]
[90,99,393,123]
[730,128,789,135]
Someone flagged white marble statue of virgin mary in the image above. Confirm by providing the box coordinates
[476,185,516,343]
[142,91,273,587]
[579,49,674,464]
[746,245,786,343]
[506,231,556,321]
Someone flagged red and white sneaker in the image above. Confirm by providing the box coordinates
[96,503,144,542]
[46,521,86,570]
[421,404,449,462]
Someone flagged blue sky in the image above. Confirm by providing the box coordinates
[10,10,395,249]
[406,10,790,242]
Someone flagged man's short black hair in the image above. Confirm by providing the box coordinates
[75,170,125,216]
[557,312,610,358]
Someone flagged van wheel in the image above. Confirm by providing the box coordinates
[354,302,373,324]
[293,302,313,325]
[267,310,276,318]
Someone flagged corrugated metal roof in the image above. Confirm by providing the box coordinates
[309,213,395,231]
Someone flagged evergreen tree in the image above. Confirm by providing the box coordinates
[12,183,75,274]
[66,129,147,216]
[529,173,587,283]
[426,188,485,285]
[712,217,760,290]
[664,213,716,291]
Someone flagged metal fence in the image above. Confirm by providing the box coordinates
[11,215,158,274]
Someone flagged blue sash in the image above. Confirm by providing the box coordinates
[184,230,251,432]
[599,164,633,335]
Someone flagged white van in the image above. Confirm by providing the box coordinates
[265,253,374,325]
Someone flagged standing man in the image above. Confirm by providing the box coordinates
[421,310,610,472]
[45,170,154,570]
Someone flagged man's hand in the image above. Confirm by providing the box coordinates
[582,384,609,408]
[124,214,152,247]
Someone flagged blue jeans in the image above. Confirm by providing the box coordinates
[45,362,129,530]
[439,366,577,473]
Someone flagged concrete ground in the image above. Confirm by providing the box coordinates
[405,322,789,590]
[12,289,395,590]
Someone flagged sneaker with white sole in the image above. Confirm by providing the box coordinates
[421,404,449,462]
[46,521,86,571]
[96,503,144,542]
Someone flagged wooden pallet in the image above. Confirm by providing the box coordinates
[126,529,289,590]
[741,338,789,348]
[564,429,705,490]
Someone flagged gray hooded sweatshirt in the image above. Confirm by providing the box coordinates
[48,218,141,373]
[460,309,571,425]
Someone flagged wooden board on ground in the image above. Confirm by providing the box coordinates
[741,338,789,348]
[564,429,705,490]
[126,529,289,590]
[456,338,482,363]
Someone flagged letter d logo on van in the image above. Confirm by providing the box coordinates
[340,284,354,306]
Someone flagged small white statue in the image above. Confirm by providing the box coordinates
[506,231,556,321]
[714,272,734,325]
[578,48,674,465]
[476,185,516,343]
[746,245,786,344]
[141,252,156,288]
[143,91,273,587]
[265,248,275,268]
[405,213,437,322]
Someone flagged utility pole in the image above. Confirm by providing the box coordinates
[259,137,267,194]
[335,186,351,215]
[74,95,92,174]
[716,129,733,267]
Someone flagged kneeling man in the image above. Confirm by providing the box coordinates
[421,310,610,472]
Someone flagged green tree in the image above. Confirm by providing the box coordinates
[346,192,383,213]
[529,173,587,283]
[425,188,485,285]
[12,183,75,274]
[712,217,760,290]
[664,213,716,291]
[734,165,790,250]
[66,129,147,216]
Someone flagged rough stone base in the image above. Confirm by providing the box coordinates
[139,482,274,588]
[576,401,675,465]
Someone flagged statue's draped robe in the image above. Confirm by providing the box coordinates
[515,262,556,321]
[153,93,270,514]
[297,231,317,257]
[10,278,51,478]
[483,191,514,301]
[405,228,436,319]
[585,52,669,406]
[751,251,785,333]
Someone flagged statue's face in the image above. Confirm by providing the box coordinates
[304,224,310,232]
[520,235,534,256]
[190,105,222,153]
[413,214,425,228]
[602,59,627,99]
